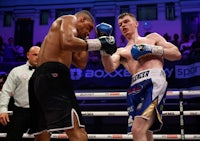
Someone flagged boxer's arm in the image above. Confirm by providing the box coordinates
[88,22,116,55]
[148,32,182,61]
[60,16,88,51]
[157,41,182,61]
[101,49,121,73]
[86,36,117,55]
[61,17,117,54]
[72,51,88,69]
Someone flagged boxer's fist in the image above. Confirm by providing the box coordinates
[96,23,113,37]
[86,36,117,55]
[99,36,117,55]
[131,44,164,60]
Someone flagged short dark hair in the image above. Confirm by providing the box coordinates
[75,10,95,24]
[118,12,137,20]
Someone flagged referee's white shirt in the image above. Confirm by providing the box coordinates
[0,61,34,114]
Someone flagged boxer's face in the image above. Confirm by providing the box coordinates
[118,15,138,38]
[78,17,94,39]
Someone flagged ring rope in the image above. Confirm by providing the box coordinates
[7,110,200,116]
[0,133,200,140]
[2,90,200,140]
[75,90,200,98]
[81,111,200,116]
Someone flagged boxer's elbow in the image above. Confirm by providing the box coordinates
[104,66,115,73]
[164,47,182,61]
[176,52,182,60]
[170,51,182,61]
[77,63,87,70]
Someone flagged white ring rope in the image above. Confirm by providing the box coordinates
[75,90,200,98]
[7,110,200,116]
[0,133,200,140]
[81,110,200,116]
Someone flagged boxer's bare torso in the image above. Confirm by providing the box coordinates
[38,14,93,69]
[118,34,163,75]
[38,16,74,68]
[102,14,181,76]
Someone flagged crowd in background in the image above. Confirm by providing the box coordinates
[0,36,25,62]
[165,32,200,64]
[1,31,200,65]
[88,31,200,65]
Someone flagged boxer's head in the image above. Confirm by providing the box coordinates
[75,10,95,39]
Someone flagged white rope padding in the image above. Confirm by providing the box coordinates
[82,110,200,116]
[7,110,200,116]
[0,133,200,140]
[3,90,200,140]
[75,90,200,98]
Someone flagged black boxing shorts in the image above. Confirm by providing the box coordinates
[28,62,85,135]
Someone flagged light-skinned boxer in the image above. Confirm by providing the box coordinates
[100,13,181,141]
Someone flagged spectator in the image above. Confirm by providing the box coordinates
[3,37,15,62]
[191,32,200,60]
[163,33,171,42]
[13,44,25,62]
[180,33,195,60]
[171,33,180,49]
[0,36,5,62]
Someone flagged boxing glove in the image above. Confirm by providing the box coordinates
[86,36,117,55]
[131,44,164,60]
[96,22,113,37]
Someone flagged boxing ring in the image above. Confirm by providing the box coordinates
[0,90,200,140]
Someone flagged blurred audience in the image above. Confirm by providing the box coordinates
[13,44,25,62]
[191,32,200,60]
[0,36,5,62]
[171,33,180,49]
[179,33,196,60]
[3,37,16,62]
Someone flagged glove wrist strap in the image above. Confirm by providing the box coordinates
[86,39,101,51]
[152,46,164,56]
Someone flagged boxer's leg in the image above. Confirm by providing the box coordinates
[35,131,51,141]
[132,110,155,141]
[65,112,88,141]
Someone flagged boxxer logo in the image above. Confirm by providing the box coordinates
[70,68,131,80]
[70,69,82,80]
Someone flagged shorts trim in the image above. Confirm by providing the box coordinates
[29,109,85,136]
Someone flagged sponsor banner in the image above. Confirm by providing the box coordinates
[175,62,200,79]
[71,61,200,89]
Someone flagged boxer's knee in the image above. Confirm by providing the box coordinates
[35,131,51,141]
[65,112,88,141]
[66,128,88,141]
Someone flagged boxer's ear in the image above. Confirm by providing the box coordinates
[80,16,85,22]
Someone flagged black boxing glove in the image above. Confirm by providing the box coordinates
[86,36,117,55]
[99,36,117,55]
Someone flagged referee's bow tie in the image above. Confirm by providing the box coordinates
[29,66,36,70]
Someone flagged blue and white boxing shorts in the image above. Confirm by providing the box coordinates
[127,68,167,133]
